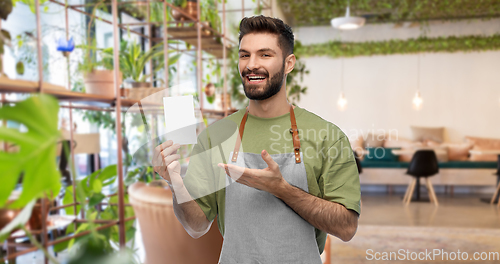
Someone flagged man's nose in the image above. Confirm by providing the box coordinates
[246,55,260,71]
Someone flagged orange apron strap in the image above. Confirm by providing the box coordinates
[289,105,301,163]
[231,109,249,162]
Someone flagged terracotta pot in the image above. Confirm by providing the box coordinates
[130,81,152,88]
[83,70,122,97]
[204,82,215,97]
[0,192,22,231]
[28,199,51,231]
[0,207,22,231]
[171,7,183,21]
[200,21,212,36]
[171,1,198,22]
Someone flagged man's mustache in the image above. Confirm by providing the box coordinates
[242,69,269,77]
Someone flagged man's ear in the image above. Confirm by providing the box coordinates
[284,54,296,75]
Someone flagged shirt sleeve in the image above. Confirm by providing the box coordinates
[319,135,361,215]
[183,130,218,222]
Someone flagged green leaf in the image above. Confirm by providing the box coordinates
[0,95,61,208]
[15,61,24,75]
[88,193,105,207]
[63,185,81,215]
[53,239,70,253]
[0,199,35,242]
[68,223,89,250]
[97,164,117,186]
[92,179,102,193]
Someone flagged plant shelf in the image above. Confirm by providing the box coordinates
[167,26,232,58]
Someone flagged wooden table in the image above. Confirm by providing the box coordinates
[469,150,500,206]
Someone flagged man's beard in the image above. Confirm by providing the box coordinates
[241,63,285,101]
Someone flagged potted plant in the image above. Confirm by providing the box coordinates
[77,1,122,97]
[77,40,121,97]
[200,0,221,35]
[100,39,181,101]
[171,0,198,23]
[101,40,164,88]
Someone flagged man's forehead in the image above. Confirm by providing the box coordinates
[239,32,280,52]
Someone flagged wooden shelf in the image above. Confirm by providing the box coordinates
[0,78,237,116]
[0,76,67,94]
[0,77,162,110]
[167,26,232,59]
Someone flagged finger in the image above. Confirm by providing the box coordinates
[152,144,180,166]
[163,153,181,166]
[153,140,172,164]
[161,143,181,158]
[155,140,173,152]
[261,150,278,171]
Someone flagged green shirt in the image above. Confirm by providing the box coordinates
[183,106,361,253]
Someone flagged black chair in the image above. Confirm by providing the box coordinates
[353,150,362,174]
[403,150,439,205]
[58,140,73,186]
[495,155,500,177]
[491,155,500,204]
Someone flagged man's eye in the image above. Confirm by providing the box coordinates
[240,54,249,58]
[262,54,270,57]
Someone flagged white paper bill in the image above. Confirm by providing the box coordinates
[163,95,197,145]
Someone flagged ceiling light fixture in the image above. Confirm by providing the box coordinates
[337,58,348,111]
[331,2,366,30]
[412,54,423,110]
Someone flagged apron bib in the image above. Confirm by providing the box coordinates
[219,106,322,264]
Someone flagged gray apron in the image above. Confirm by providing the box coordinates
[219,106,322,264]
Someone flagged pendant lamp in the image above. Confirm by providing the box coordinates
[331,1,365,30]
[413,54,423,110]
[337,58,347,111]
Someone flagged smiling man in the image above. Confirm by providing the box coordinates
[154,15,361,263]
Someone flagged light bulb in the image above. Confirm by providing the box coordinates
[412,91,423,110]
[337,92,347,111]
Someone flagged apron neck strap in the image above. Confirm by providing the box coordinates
[231,105,301,163]
[231,108,250,162]
[289,104,301,163]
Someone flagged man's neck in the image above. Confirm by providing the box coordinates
[247,88,292,118]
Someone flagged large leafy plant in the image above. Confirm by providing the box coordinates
[101,39,181,83]
[59,165,136,251]
[0,95,61,209]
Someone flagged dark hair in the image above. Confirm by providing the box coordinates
[238,15,294,57]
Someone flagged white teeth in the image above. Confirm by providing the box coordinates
[248,76,265,81]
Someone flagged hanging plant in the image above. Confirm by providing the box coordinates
[279,0,500,26]
[296,34,500,58]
